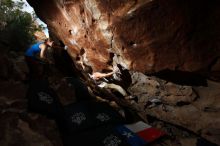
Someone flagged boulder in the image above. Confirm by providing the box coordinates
[27,0,220,80]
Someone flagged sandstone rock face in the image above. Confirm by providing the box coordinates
[27,0,220,79]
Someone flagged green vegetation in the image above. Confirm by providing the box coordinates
[0,0,43,52]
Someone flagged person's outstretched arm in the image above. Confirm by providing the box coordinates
[39,44,47,59]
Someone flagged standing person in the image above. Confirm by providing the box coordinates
[25,38,54,79]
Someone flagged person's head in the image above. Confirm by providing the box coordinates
[34,31,47,41]
[44,38,54,47]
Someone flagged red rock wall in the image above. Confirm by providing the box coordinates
[27,0,220,78]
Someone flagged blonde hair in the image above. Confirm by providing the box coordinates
[34,31,47,41]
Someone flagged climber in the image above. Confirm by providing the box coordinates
[25,38,54,79]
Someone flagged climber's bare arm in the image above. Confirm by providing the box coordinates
[91,72,114,80]
[39,44,47,59]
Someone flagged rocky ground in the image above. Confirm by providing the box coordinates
[0,50,220,146]
[89,71,220,146]
[1,78,218,146]
[0,51,62,146]
[127,72,220,145]
[5,45,220,146]
[0,81,63,146]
